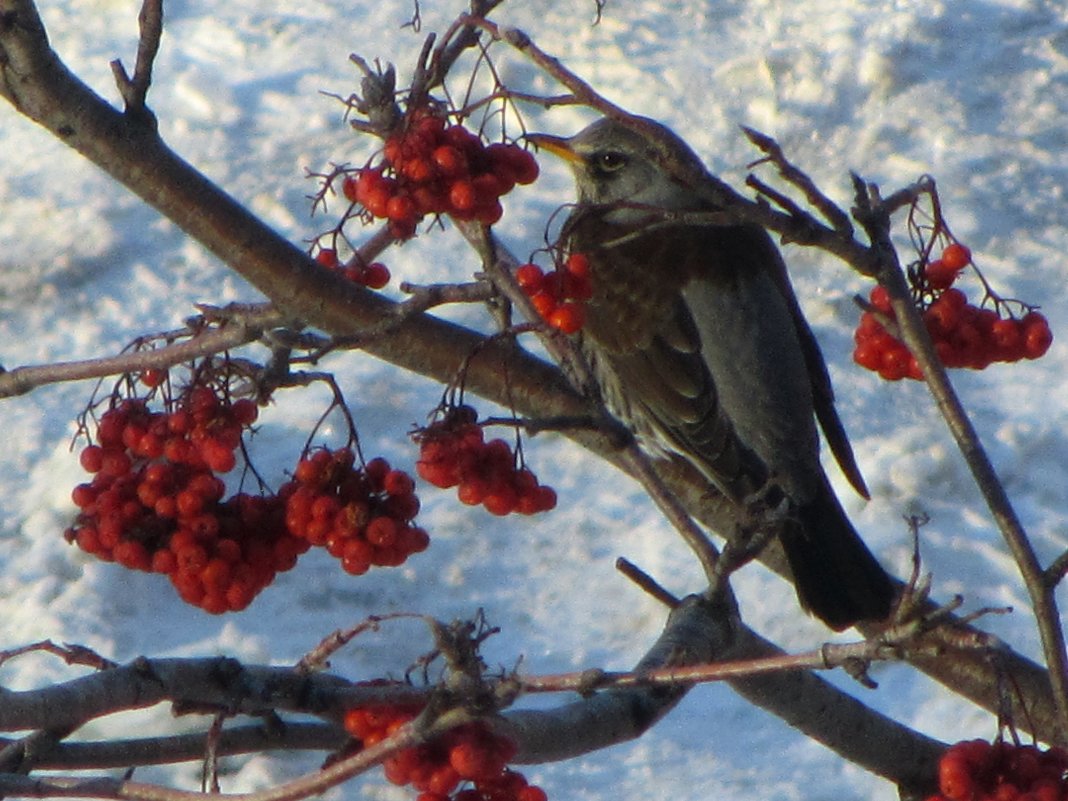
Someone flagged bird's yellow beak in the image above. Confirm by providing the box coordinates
[524,133,583,165]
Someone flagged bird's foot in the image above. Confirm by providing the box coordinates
[740,481,794,528]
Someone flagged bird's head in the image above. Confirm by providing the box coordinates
[528,116,710,217]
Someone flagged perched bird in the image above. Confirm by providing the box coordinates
[529,116,895,630]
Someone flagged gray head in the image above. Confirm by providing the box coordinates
[531,116,711,213]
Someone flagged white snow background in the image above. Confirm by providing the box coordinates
[1,1,1067,799]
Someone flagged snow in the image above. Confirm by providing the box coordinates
[1,1,1066,799]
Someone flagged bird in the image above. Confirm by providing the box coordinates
[527,116,896,630]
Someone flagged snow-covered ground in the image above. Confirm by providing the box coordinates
[1,1,1066,799]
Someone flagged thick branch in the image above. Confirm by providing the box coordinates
[0,724,345,771]
[0,658,425,733]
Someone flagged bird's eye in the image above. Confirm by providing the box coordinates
[594,151,628,173]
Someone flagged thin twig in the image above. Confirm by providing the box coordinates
[0,309,283,398]
[107,0,161,115]
[615,557,681,609]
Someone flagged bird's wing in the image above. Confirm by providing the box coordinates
[754,231,871,499]
[569,217,767,501]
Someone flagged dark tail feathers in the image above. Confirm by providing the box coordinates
[780,486,896,631]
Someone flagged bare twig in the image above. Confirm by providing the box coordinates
[0,309,284,398]
[742,126,854,237]
[109,0,163,118]
[615,557,681,608]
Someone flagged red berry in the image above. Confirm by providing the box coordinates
[505,147,540,185]
[853,340,883,372]
[231,398,259,426]
[201,439,237,473]
[79,445,105,474]
[363,187,392,219]
[941,242,972,271]
[991,318,1024,360]
[366,516,397,547]
[140,368,167,388]
[363,262,391,289]
[547,302,586,334]
[100,450,132,478]
[449,739,501,782]
[383,469,415,496]
[529,291,558,320]
[939,752,976,801]
[389,216,418,240]
[448,180,478,213]
[532,484,557,513]
[923,259,961,291]
[432,144,467,177]
[483,487,518,516]
[869,285,893,314]
[387,193,417,224]
[1022,312,1053,359]
[341,175,359,203]
[315,249,340,268]
[878,342,911,381]
[515,263,545,292]
[475,199,504,225]
[401,157,434,184]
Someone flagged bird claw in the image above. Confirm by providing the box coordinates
[740,481,793,527]
[714,481,796,581]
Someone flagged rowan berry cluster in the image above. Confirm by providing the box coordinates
[514,253,593,334]
[341,111,540,238]
[854,242,1053,381]
[343,700,548,801]
[67,388,309,614]
[281,448,428,575]
[413,406,557,516]
[315,248,392,289]
[932,739,1068,801]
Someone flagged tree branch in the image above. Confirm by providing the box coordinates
[1,0,1064,769]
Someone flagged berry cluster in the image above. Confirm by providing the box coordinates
[342,111,540,238]
[853,243,1053,381]
[281,448,428,575]
[315,248,391,289]
[343,700,547,801]
[515,253,593,334]
[67,389,309,613]
[932,739,1068,801]
[413,406,557,517]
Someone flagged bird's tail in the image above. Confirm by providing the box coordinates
[780,486,896,631]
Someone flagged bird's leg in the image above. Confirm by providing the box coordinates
[713,482,795,584]
[713,524,777,591]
